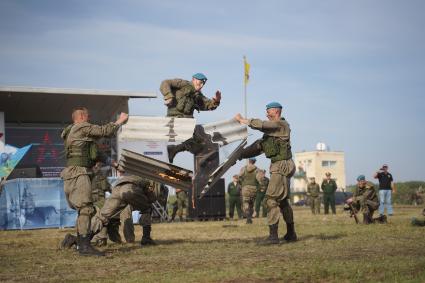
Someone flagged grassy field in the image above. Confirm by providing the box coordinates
[0,205,424,283]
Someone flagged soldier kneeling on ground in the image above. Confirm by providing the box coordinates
[411,208,425,227]
[345,175,386,224]
[60,170,158,256]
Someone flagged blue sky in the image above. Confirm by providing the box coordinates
[1,0,424,185]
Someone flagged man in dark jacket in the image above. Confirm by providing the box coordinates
[321,172,338,214]
[227,175,242,220]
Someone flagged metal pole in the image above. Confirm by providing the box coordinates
[243,55,247,118]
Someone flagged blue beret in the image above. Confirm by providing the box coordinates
[249,157,256,162]
[357,175,366,181]
[266,102,282,110]
[192,73,207,82]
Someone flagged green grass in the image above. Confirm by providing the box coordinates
[1,205,424,283]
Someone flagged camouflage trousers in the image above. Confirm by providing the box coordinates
[176,191,189,218]
[353,198,378,224]
[255,190,267,217]
[242,185,257,219]
[91,183,152,237]
[61,167,95,236]
[92,205,135,243]
[265,159,296,225]
[309,196,321,214]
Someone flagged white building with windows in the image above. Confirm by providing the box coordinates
[292,143,346,193]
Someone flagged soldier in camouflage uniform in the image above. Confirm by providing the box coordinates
[349,175,380,224]
[307,177,321,215]
[90,163,135,246]
[254,169,268,218]
[411,208,425,226]
[60,107,128,256]
[235,102,296,244]
[160,73,221,163]
[175,188,189,221]
[411,186,425,226]
[90,174,158,247]
[239,158,261,224]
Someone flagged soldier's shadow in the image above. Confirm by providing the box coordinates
[299,232,348,241]
[103,232,348,253]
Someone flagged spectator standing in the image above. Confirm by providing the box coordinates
[374,164,395,217]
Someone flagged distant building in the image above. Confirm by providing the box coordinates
[293,143,346,193]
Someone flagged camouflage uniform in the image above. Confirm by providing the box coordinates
[307,182,321,214]
[255,176,269,218]
[91,170,135,245]
[411,208,425,226]
[160,78,220,161]
[242,116,296,243]
[175,189,189,221]
[160,79,220,119]
[239,164,261,223]
[352,182,379,224]
[60,121,120,252]
[91,175,157,246]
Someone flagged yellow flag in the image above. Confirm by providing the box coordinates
[244,56,250,84]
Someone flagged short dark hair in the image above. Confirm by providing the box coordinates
[72,107,89,120]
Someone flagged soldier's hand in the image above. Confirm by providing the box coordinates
[234,113,243,123]
[164,98,173,106]
[116,112,129,125]
[213,91,221,102]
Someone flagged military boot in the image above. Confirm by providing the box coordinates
[282,223,297,242]
[375,214,387,224]
[411,217,425,226]
[363,213,372,224]
[259,224,279,245]
[167,144,186,163]
[140,225,156,246]
[246,208,253,224]
[94,238,107,247]
[78,234,105,257]
[60,233,77,250]
[107,219,123,243]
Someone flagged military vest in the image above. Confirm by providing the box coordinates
[91,173,110,203]
[167,82,200,118]
[63,124,98,168]
[241,166,258,187]
[307,183,320,197]
[260,135,292,162]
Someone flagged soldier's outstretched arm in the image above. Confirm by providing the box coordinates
[85,113,128,138]
[198,92,220,111]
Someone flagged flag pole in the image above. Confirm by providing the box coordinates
[243,55,248,118]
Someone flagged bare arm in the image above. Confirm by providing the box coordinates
[373,171,380,179]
